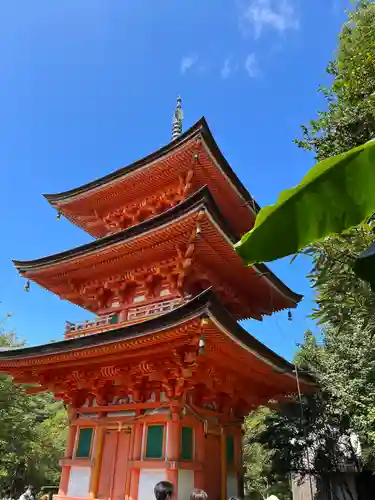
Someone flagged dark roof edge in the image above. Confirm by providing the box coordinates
[199,119,260,213]
[0,288,313,386]
[42,117,260,214]
[13,186,301,304]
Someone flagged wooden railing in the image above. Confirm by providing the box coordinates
[64,296,187,338]
[127,297,184,322]
[65,313,116,336]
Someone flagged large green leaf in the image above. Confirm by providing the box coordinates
[235,140,375,264]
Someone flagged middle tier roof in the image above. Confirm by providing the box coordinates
[14,187,301,320]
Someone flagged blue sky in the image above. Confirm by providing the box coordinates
[0,0,351,360]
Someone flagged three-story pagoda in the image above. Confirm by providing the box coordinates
[0,99,312,500]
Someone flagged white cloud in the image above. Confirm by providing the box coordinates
[221,58,232,79]
[180,55,198,74]
[241,0,299,39]
[244,53,260,78]
[221,58,239,79]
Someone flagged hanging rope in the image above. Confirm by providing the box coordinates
[294,366,315,500]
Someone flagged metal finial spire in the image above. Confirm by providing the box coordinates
[172,96,183,141]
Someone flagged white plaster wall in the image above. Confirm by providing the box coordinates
[178,470,194,500]
[227,472,238,499]
[67,466,91,498]
[138,470,166,500]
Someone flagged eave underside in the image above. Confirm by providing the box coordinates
[0,290,313,415]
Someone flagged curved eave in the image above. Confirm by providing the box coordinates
[13,186,302,305]
[42,117,260,215]
[0,288,314,388]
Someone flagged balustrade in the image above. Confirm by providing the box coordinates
[65,313,116,336]
[127,296,184,321]
[64,296,187,338]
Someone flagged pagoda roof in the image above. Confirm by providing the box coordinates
[14,187,301,315]
[42,118,259,238]
[44,117,259,211]
[0,288,314,399]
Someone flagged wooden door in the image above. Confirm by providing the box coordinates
[204,433,221,500]
[98,430,117,500]
[112,430,131,500]
[98,429,131,500]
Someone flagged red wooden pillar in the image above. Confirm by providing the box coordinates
[220,428,227,500]
[59,424,76,496]
[129,422,143,500]
[235,427,244,498]
[166,408,181,499]
[89,426,105,499]
[194,422,205,490]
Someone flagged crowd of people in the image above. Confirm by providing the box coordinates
[3,481,241,500]
[1,486,46,500]
[154,480,239,500]
[2,486,37,500]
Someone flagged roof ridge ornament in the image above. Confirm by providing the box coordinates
[172,96,183,141]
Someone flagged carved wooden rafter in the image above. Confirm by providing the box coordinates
[188,263,257,319]
[174,212,204,292]
[192,363,261,415]
[58,260,174,310]
[19,340,260,415]
[57,218,204,309]
[98,151,198,235]
[100,183,182,233]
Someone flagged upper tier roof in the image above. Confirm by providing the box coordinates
[43,117,260,239]
[14,187,301,318]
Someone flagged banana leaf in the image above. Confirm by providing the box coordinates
[235,140,375,264]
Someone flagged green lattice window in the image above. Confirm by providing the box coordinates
[110,313,119,324]
[76,428,93,458]
[181,427,193,461]
[226,435,235,465]
[145,425,164,459]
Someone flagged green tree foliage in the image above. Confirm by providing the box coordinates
[292,0,375,466]
[236,0,375,267]
[243,407,292,500]
[259,393,359,475]
[302,226,375,456]
[243,2,375,495]
[0,323,67,495]
[234,141,375,265]
[296,0,375,455]
[295,0,375,161]
[255,391,361,500]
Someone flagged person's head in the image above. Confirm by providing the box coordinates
[154,482,174,500]
[190,489,208,500]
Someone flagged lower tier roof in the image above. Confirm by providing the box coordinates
[0,289,314,413]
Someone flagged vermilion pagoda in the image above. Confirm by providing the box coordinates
[0,100,313,500]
